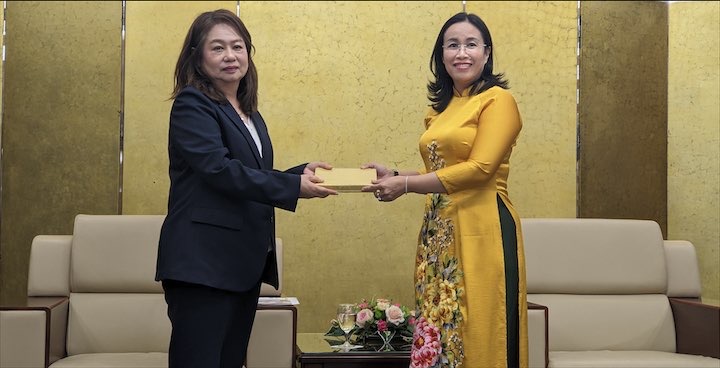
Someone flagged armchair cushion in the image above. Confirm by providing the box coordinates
[529,294,675,352]
[49,353,168,368]
[66,294,170,356]
[548,350,720,368]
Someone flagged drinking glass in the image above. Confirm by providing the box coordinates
[336,303,362,350]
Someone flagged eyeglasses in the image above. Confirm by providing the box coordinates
[442,42,487,52]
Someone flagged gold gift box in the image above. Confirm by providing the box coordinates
[314,168,377,192]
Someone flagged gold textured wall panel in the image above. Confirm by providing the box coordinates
[0,5,2,295]
[466,1,578,218]
[121,1,577,332]
[122,1,236,214]
[242,0,456,333]
[668,2,720,305]
[578,2,668,235]
[0,5,3,146]
[0,2,121,303]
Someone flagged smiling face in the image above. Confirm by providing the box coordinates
[442,21,490,93]
[201,23,249,95]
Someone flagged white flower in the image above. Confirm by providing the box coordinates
[385,305,405,325]
[376,298,391,311]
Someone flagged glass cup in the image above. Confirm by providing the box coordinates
[336,303,362,351]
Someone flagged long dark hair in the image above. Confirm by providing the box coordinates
[172,9,258,114]
[428,12,508,113]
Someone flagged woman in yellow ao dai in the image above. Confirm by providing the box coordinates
[362,12,528,368]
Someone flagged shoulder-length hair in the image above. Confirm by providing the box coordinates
[172,9,258,114]
[427,12,508,113]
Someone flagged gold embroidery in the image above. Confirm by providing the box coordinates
[412,140,465,367]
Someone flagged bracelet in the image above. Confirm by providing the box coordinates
[405,176,409,194]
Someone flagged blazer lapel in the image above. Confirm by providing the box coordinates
[218,103,264,167]
[251,112,273,169]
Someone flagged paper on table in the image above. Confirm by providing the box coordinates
[314,168,377,192]
[258,297,299,306]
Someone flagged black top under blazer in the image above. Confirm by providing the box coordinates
[156,86,304,293]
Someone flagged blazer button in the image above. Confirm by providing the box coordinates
[270,215,274,223]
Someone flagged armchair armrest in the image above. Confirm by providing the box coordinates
[247,305,297,368]
[669,297,719,359]
[0,297,68,368]
[527,301,549,368]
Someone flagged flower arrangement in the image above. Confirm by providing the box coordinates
[326,297,415,351]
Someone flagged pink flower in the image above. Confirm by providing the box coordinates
[357,301,369,310]
[408,316,417,326]
[385,305,405,325]
[376,319,388,332]
[355,308,374,328]
[410,317,442,368]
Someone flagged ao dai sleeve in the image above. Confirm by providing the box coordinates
[434,88,522,193]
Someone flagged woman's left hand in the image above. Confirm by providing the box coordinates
[361,162,393,180]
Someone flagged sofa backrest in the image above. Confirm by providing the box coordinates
[70,215,165,294]
[28,215,285,297]
[523,218,667,295]
[67,215,169,355]
[522,218,676,352]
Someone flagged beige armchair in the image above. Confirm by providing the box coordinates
[0,214,297,368]
[522,218,719,368]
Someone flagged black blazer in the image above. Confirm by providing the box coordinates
[156,86,304,292]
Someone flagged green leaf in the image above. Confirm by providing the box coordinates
[324,323,346,337]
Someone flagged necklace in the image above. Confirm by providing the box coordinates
[231,102,247,124]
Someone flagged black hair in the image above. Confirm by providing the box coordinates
[428,12,508,113]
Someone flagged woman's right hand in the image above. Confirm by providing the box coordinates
[361,162,393,180]
[299,173,337,198]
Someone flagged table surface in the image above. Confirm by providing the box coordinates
[296,333,410,356]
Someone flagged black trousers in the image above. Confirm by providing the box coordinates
[162,279,262,368]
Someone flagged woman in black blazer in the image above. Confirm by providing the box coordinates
[155,9,337,367]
